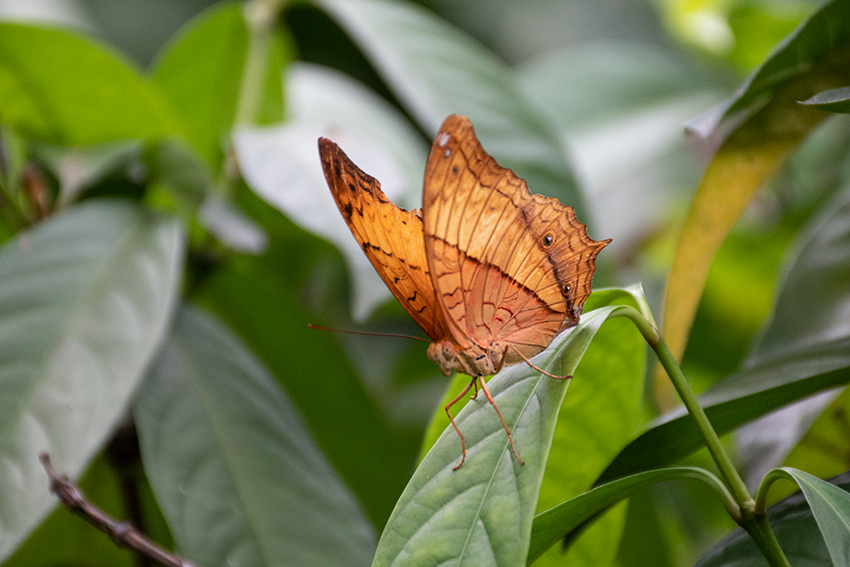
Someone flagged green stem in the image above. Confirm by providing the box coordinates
[610,304,791,566]
[740,512,791,567]
[755,469,797,514]
[219,0,285,197]
[235,0,283,127]
[652,336,753,509]
[747,470,793,566]
[609,305,660,345]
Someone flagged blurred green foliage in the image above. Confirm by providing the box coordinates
[0,0,849,566]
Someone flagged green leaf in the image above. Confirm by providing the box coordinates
[746,181,850,367]
[150,3,246,166]
[134,305,377,567]
[0,23,175,145]
[529,467,731,564]
[722,0,850,124]
[150,2,286,168]
[371,307,619,567]
[800,86,850,113]
[532,310,645,567]
[662,0,850,376]
[777,468,850,567]
[194,258,411,528]
[315,0,583,214]
[0,200,184,561]
[414,291,646,567]
[696,470,850,567]
[597,337,850,485]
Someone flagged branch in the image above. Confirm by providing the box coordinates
[40,452,194,567]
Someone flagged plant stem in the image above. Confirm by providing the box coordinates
[755,469,792,513]
[216,0,284,200]
[652,336,753,509]
[235,0,281,127]
[654,336,791,566]
[611,305,791,566]
[740,512,791,567]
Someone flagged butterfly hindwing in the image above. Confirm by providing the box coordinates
[421,115,610,364]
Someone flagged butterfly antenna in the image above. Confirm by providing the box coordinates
[514,349,572,381]
[307,324,430,342]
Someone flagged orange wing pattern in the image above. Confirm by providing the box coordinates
[422,115,611,367]
[319,138,450,343]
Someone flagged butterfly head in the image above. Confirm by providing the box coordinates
[427,341,456,376]
[427,340,505,377]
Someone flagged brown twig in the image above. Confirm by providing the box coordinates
[39,453,194,567]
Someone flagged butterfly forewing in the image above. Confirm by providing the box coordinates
[319,138,450,343]
[422,115,610,364]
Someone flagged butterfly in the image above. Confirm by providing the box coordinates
[319,114,610,468]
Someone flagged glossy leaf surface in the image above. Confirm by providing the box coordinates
[135,306,377,567]
[0,24,174,144]
[372,307,620,567]
[662,0,850,382]
[0,201,183,560]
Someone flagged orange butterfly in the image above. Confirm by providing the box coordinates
[319,115,610,468]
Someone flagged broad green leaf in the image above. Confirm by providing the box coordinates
[734,182,850,480]
[194,259,411,527]
[314,0,583,214]
[414,288,645,567]
[533,311,645,567]
[597,336,850,485]
[776,468,850,567]
[234,62,428,320]
[800,86,850,113]
[661,0,850,385]
[134,305,377,567]
[781,389,850,488]
[529,467,731,564]
[723,0,850,123]
[150,3,246,166]
[745,179,850,367]
[0,24,175,145]
[150,2,286,168]
[372,307,620,567]
[696,470,850,567]
[0,200,184,560]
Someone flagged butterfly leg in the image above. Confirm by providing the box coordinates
[514,349,573,381]
[446,377,478,470]
[477,378,524,467]
[470,380,480,400]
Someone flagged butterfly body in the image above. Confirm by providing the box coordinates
[319,115,610,467]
